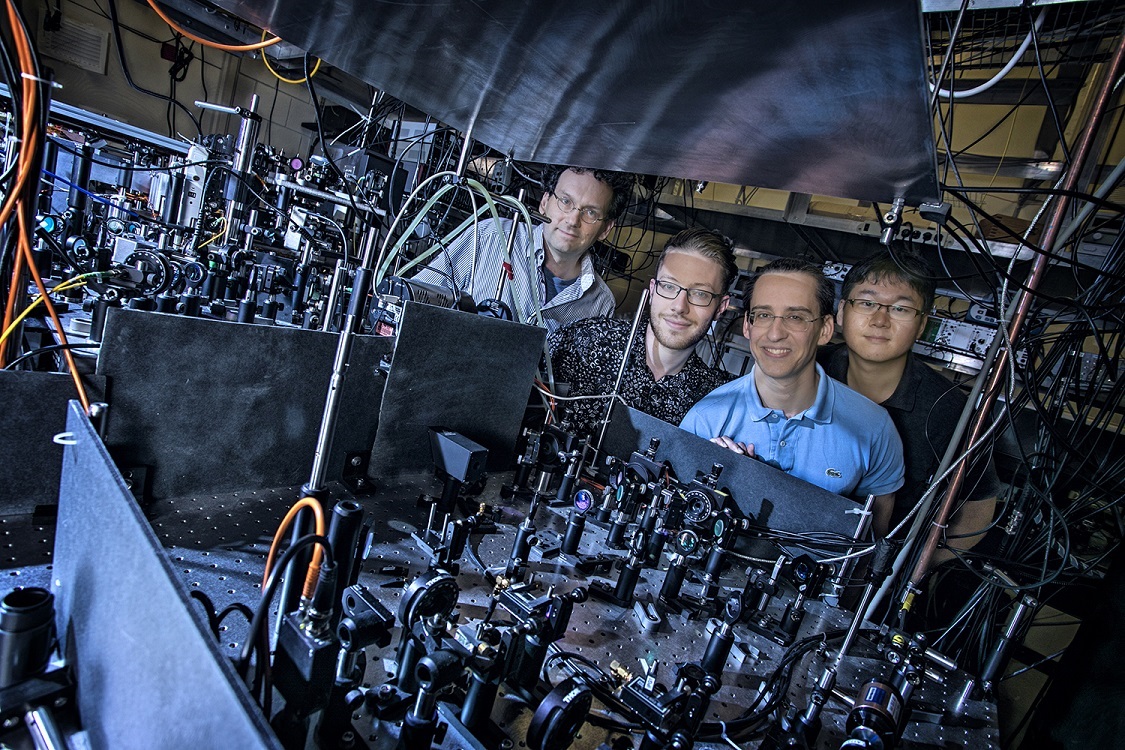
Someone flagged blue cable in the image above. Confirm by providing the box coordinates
[41,168,149,220]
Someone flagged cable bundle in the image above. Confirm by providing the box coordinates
[894,8,1125,742]
[0,0,89,409]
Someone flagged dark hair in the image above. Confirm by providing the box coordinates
[745,257,835,318]
[841,250,935,312]
[841,250,936,312]
[541,165,635,221]
[657,228,738,292]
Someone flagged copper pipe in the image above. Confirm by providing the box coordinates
[907,27,1125,587]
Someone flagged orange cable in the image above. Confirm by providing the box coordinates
[2,2,36,233]
[0,4,36,231]
[262,497,326,601]
[1,243,26,366]
[4,2,88,410]
[2,0,39,367]
[261,31,321,84]
[145,0,282,52]
[534,378,557,421]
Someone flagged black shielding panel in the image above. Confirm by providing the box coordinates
[96,308,392,500]
[53,401,281,749]
[0,370,103,514]
[370,303,545,479]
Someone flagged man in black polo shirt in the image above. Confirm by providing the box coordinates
[820,250,1001,563]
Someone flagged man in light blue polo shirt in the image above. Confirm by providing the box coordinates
[680,258,903,536]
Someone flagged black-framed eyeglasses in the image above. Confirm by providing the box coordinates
[551,192,607,224]
[746,311,820,332]
[653,280,723,307]
[845,298,924,321]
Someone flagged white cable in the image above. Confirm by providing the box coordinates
[393,202,491,277]
[818,544,876,566]
[373,169,458,276]
[534,384,626,404]
[931,11,1046,101]
[467,186,481,299]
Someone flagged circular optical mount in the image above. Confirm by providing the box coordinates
[122,250,173,295]
[181,260,208,286]
[398,572,459,629]
[526,677,592,750]
[683,489,715,525]
[66,235,92,261]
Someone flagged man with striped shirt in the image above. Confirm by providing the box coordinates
[412,165,634,333]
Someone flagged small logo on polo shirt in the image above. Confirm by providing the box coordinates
[826,468,842,479]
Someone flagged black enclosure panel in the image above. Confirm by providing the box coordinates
[96,308,392,500]
[370,303,545,479]
[1025,549,1125,750]
[0,370,104,514]
[53,401,281,749]
[215,0,938,206]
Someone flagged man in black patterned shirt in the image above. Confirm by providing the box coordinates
[547,228,737,437]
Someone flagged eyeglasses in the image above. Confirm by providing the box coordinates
[653,280,723,306]
[845,298,924,321]
[551,193,607,224]
[746,311,820,332]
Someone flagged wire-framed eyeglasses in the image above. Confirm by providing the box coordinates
[845,298,924,321]
[551,193,607,224]
[746,311,820,332]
